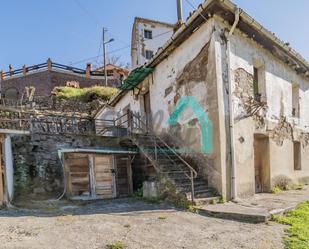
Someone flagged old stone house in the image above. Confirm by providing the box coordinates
[97,0,309,201]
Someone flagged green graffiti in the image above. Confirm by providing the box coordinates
[168,96,213,154]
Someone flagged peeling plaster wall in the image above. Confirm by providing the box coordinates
[114,19,227,196]
[112,16,309,199]
[148,19,223,194]
[214,17,309,196]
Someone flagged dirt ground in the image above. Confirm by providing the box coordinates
[0,198,285,249]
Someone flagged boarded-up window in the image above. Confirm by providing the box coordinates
[253,67,259,96]
[294,141,301,171]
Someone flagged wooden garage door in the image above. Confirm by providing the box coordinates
[93,155,115,199]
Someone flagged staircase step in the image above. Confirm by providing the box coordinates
[134,134,217,203]
[194,196,222,206]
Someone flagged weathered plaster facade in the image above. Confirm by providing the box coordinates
[131,17,174,69]
[101,2,309,200]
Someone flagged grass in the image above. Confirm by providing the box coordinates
[53,86,119,102]
[158,215,168,220]
[272,186,282,194]
[106,241,126,249]
[273,201,309,249]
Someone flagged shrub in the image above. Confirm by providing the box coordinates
[53,86,118,102]
[271,186,281,194]
[272,175,292,191]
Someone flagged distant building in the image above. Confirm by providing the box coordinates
[131,17,175,69]
[0,59,128,100]
[95,64,129,87]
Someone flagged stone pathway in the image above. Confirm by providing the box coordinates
[198,185,309,222]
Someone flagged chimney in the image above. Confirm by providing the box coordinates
[47,58,52,70]
[86,63,91,78]
[22,65,27,76]
[9,64,13,76]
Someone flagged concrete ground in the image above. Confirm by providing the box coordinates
[199,185,309,222]
[0,198,285,249]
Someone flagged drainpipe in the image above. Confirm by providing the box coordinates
[226,8,241,200]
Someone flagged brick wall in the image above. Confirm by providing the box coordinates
[1,69,119,99]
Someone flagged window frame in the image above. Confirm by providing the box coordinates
[293,141,301,171]
[145,50,154,60]
[292,83,300,118]
[144,30,153,39]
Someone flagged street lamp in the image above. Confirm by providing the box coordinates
[103,27,114,86]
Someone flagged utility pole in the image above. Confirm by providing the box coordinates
[177,0,183,24]
[103,27,107,86]
[102,27,114,86]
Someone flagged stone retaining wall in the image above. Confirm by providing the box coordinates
[11,133,120,200]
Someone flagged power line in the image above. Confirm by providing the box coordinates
[184,0,208,22]
[69,45,131,66]
[72,0,101,26]
[153,30,173,39]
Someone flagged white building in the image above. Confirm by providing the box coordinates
[131,17,175,69]
[97,0,309,201]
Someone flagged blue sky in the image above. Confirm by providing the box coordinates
[0,0,308,71]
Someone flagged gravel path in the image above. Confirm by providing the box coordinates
[0,199,285,249]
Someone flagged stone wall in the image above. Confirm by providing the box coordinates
[11,133,121,200]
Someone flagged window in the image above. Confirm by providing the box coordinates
[294,141,301,170]
[144,30,153,39]
[145,50,154,60]
[253,67,260,101]
[252,65,267,102]
[292,83,300,118]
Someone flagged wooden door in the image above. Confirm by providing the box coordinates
[144,92,151,127]
[115,155,133,197]
[254,135,270,193]
[65,153,90,197]
[94,155,115,199]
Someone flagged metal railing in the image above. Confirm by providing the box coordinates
[95,110,197,201]
[0,114,94,135]
[0,118,31,131]
[1,62,106,79]
[31,116,94,135]
[129,111,198,203]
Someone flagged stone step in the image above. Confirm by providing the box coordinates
[194,196,222,206]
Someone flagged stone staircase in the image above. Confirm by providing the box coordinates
[132,133,217,203]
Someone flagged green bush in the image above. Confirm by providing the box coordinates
[271,186,282,194]
[53,86,118,102]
